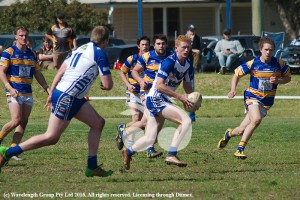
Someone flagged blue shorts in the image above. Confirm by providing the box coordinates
[146,95,172,117]
[51,89,87,121]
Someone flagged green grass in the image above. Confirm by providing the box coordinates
[0,70,299,199]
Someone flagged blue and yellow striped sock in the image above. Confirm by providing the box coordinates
[225,129,232,140]
[237,141,248,151]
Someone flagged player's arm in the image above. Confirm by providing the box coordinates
[183,81,193,94]
[270,74,291,84]
[132,63,146,90]
[34,69,50,94]
[120,67,134,92]
[228,74,239,98]
[156,77,192,107]
[100,74,113,90]
[0,65,19,98]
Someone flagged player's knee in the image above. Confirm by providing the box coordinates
[11,118,22,127]
[251,117,262,127]
[182,118,192,127]
[94,117,105,130]
[45,135,60,145]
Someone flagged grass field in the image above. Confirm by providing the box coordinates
[0,70,299,199]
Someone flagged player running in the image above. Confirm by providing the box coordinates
[217,37,291,159]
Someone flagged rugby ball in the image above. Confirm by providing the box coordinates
[184,92,202,112]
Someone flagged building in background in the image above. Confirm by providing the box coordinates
[0,0,285,44]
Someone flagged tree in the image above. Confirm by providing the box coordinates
[271,0,300,39]
[0,0,109,35]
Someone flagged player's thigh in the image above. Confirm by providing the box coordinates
[161,104,190,125]
[20,103,32,121]
[75,102,103,128]
[247,104,263,123]
[7,102,22,120]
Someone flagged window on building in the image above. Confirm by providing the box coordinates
[153,8,179,38]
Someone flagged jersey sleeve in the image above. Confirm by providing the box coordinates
[97,51,111,76]
[137,52,149,70]
[0,47,13,67]
[235,59,253,78]
[120,55,133,74]
[157,57,174,80]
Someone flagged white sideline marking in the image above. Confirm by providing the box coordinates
[86,96,300,100]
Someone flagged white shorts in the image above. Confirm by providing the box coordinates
[245,101,267,118]
[7,95,34,106]
[126,91,143,106]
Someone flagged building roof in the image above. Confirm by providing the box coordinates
[0,0,209,7]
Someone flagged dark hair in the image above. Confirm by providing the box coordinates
[137,36,150,45]
[14,26,29,35]
[259,37,275,50]
[223,28,231,35]
[42,36,51,43]
[152,34,168,45]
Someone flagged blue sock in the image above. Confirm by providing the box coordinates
[146,146,154,153]
[6,145,23,158]
[225,132,231,140]
[167,146,177,156]
[127,147,135,155]
[237,146,245,151]
[87,156,97,170]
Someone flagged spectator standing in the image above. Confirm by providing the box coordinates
[214,28,244,74]
[45,12,77,69]
[0,26,50,161]
[0,26,114,177]
[38,37,54,69]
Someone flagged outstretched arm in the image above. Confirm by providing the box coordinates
[228,74,240,98]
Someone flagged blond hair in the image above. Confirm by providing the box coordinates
[90,26,109,45]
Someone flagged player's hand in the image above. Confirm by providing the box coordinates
[270,75,279,84]
[9,89,19,98]
[128,85,135,92]
[228,90,236,98]
[140,81,148,90]
[44,95,52,111]
[179,94,193,108]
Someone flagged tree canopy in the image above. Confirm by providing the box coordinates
[0,0,110,35]
[271,0,300,39]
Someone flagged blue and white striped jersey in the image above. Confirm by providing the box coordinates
[56,41,111,99]
[148,53,193,99]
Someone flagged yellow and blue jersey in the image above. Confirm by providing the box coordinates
[120,53,141,93]
[137,50,172,90]
[0,45,40,96]
[235,56,291,109]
